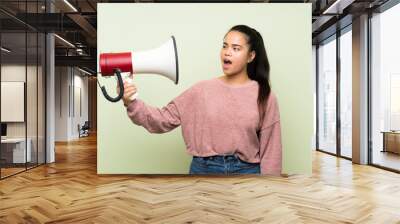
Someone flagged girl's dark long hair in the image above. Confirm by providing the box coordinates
[228,25,271,128]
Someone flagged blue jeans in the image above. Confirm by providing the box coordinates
[189,154,260,175]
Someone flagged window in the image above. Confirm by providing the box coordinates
[371,2,400,171]
[317,36,337,154]
[0,1,47,179]
[340,28,352,158]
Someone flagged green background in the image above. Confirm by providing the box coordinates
[97,3,313,175]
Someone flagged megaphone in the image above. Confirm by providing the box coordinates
[98,36,179,102]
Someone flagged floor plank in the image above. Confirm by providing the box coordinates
[1,134,400,223]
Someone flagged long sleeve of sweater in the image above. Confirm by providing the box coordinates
[258,93,282,175]
[126,99,180,133]
[125,82,201,134]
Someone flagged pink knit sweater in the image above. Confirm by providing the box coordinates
[126,77,282,175]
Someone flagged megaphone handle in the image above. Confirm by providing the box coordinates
[100,69,124,102]
[125,75,139,101]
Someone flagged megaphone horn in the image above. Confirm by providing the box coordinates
[98,36,179,102]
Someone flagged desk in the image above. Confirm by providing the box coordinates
[1,138,31,163]
[381,131,400,154]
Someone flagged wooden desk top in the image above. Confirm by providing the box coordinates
[1,138,30,144]
[380,131,400,134]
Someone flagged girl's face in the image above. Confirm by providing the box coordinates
[220,31,255,76]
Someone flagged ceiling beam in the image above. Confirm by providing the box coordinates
[55,55,96,71]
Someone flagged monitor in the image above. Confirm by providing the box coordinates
[1,123,7,137]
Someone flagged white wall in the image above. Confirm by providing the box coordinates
[72,71,89,138]
[55,66,68,141]
[1,63,46,164]
[55,67,89,141]
[1,64,37,138]
[1,65,25,129]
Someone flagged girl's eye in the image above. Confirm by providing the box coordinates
[222,45,227,49]
[234,48,239,51]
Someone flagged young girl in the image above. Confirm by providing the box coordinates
[121,25,282,176]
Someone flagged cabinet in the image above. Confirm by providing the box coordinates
[381,131,400,154]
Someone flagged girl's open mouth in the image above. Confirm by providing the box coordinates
[223,59,232,70]
[223,59,232,65]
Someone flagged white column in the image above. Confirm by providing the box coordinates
[46,1,55,163]
[352,14,369,164]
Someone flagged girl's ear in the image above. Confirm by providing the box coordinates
[248,50,256,63]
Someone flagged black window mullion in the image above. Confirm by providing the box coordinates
[336,29,341,157]
[25,0,28,171]
[44,0,47,164]
[367,10,373,165]
[316,45,320,150]
[36,0,39,168]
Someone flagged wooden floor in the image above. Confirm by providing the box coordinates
[1,134,400,223]
[0,167,26,178]
[373,151,400,171]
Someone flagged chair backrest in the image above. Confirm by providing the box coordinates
[82,121,90,129]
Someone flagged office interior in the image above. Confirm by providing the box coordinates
[0,0,400,223]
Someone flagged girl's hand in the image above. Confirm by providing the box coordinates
[117,80,138,107]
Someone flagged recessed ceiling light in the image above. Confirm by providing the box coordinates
[1,47,11,53]
[78,67,92,76]
[322,0,354,15]
[54,34,75,48]
[63,0,78,12]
